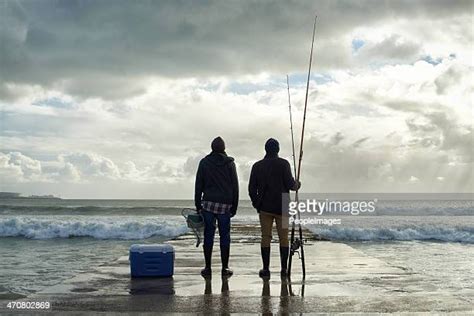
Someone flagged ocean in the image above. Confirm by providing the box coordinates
[0,198,472,299]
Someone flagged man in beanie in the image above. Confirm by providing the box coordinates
[248,138,300,278]
[195,136,239,277]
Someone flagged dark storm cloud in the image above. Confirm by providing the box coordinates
[0,0,471,99]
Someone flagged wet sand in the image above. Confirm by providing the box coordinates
[1,224,472,314]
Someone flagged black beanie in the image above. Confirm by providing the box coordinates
[265,138,280,154]
[211,137,226,153]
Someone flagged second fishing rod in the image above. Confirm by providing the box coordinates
[287,14,317,279]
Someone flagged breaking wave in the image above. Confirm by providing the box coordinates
[0,216,188,240]
[308,225,474,243]
[0,204,187,216]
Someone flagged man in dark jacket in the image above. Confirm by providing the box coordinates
[248,138,300,278]
[195,136,239,277]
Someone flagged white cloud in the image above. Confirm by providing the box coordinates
[0,152,43,183]
[1,54,472,196]
[0,0,472,197]
[58,162,81,183]
[59,153,120,180]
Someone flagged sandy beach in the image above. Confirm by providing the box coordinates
[1,224,470,314]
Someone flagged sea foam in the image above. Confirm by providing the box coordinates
[308,224,474,243]
[0,216,188,239]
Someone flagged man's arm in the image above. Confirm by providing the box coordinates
[248,164,258,208]
[230,162,239,216]
[283,160,300,191]
[194,161,204,211]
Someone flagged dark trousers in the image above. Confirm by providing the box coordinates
[202,210,231,247]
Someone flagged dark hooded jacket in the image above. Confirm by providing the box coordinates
[248,153,296,215]
[194,152,239,215]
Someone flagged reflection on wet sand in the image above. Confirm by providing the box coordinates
[261,278,271,314]
[288,277,305,297]
[204,276,212,295]
[129,277,175,295]
[201,276,232,313]
[202,275,230,295]
[221,276,229,295]
[280,277,289,312]
[220,276,230,313]
[261,277,305,314]
[198,275,304,314]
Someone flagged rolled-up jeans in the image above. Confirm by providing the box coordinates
[202,210,231,247]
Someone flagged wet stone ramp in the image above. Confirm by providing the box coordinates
[2,224,472,314]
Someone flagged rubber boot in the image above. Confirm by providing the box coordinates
[200,245,212,277]
[280,246,289,277]
[259,247,271,278]
[220,245,233,277]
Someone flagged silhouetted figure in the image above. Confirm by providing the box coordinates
[195,136,239,278]
[249,138,300,278]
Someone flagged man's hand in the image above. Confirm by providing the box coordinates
[293,180,301,191]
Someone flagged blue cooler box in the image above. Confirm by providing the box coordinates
[129,244,175,277]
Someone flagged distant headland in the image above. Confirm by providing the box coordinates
[0,192,61,199]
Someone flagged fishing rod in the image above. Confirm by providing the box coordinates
[287,75,297,177]
[288,14,317,279]
[286,74,304,278]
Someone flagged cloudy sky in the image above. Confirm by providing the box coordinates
[0,0,472,198]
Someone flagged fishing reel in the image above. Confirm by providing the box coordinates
[290,238,304,259]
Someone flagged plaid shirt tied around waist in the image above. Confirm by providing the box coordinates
[201,200,232,215]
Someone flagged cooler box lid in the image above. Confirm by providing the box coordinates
[130,244,174,254]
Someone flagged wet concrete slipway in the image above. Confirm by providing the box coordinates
[1,224,472,314]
